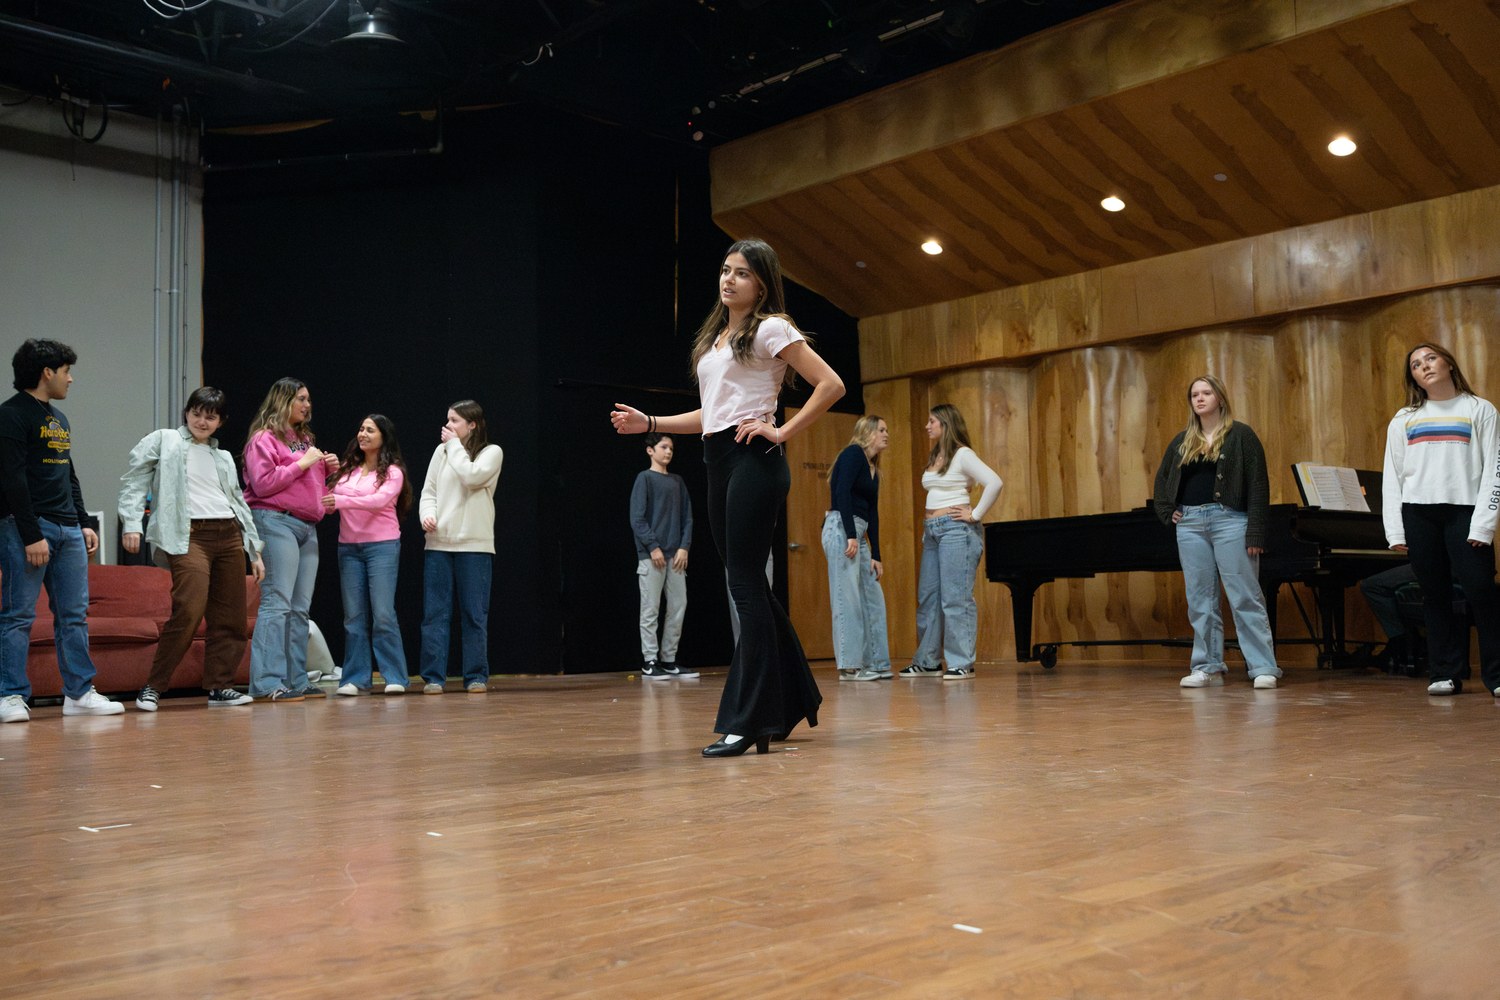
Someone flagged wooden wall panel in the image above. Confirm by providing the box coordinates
[869,283,1500,666]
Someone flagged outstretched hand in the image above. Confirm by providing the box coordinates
[611,404,648,435]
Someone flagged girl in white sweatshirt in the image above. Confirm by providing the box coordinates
[418,400,503,694]
[1382,343,1500,696]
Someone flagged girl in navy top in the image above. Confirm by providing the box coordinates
[822,415,892,681]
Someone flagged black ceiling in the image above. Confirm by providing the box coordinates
[0,0,1118,145]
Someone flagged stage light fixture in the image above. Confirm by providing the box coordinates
[1101,196,1125,212]
[335,1,404,46]
[921,241,943,255]
[1328,136,1356,156]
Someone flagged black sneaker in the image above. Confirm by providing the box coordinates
[134,685,160,712]
[207,688,253,707]
[641,661,671,680]
[942,666,975,681]
[660,662,699,679]
[897,664,942,677]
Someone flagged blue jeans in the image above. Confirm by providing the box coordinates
[913,516,984,672]
[249,510,319,697]
[420,550,492,686]
[338,539,408,690]
[0,516,98,699]
[1175,504,1280,678]
[821,511,891,671]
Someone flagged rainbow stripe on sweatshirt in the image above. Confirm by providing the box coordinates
[1405,417,1473,445]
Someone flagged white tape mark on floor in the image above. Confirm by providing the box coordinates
[427,832,443,837]
[953,924,982,934]
[79,824,133,833]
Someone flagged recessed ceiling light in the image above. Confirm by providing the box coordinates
[855,261,866,268]
[1328,136,1356,156]
[921,241,942,255]
[1213,173,1227,182]
[1101,196,1125,212]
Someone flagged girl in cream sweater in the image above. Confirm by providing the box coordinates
[418,400,503,694]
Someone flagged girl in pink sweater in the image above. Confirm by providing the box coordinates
[323,414,412,696]
[243,378,337,701]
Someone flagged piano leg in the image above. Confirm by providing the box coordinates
[1004,580,1041,662]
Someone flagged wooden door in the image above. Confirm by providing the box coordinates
[783,407,859,660]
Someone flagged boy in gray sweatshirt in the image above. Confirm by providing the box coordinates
[629,434,697,678]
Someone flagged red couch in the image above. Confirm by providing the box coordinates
[18,564,260,697]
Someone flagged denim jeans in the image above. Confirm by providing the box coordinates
[821,511,891,671]
[0,516,98,699]
[249,509,319,697]
[1174,503,1280,678]
[338,539,408,690]
[420,550,492,686]
[1402,503,1500,689]
[913,515,984,673]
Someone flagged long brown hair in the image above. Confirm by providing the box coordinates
[1402,342,1474,410]
[688,238,806,389]
[926,404,973,475]
[847,414,886,471]
[1177,375,1235,465]
[449,399,489,461]
[332,414,412,520]
[244,377,313,454]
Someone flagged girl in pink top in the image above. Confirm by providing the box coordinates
[243,378,338,701]
[323,414,412,695]
[611,238,846,758]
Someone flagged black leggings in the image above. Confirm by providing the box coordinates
[705,434,821,737]
[1402,503,1500,689]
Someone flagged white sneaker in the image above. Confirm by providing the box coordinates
[62,688,125,716]
[1427,679,1460,695]
[384,683,406,695]
[1253,675,1277,689]
[335,683,359,697]
[0,693,29,723]
[1180,670,1224,688]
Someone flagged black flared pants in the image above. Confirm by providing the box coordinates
[705,434,822,737]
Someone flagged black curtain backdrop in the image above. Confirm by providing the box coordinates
[202,105,861,675]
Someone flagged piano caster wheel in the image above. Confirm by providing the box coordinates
[1039,647,1058,669]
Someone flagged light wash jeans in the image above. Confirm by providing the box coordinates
[0,516,98,699]
[821,511,891,671]
[249,510,319,697]
[338,539,408,689]
[638,558,687,662]
[912,515,984,672]
[1174,503,1280,678]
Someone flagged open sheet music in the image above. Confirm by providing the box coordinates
[1291,462,1370,512]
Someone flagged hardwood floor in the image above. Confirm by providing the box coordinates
[4,661,1499,999]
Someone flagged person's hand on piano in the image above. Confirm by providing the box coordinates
[844,538,859,559]
[870,559,883,580]
[1247,546,1264,556]
[1391,544,1408,553]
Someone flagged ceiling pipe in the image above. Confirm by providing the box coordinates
[0,13,307,99]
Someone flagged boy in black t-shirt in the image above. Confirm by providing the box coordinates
[0,339,123,721]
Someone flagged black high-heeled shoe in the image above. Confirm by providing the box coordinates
[702,734,771,757]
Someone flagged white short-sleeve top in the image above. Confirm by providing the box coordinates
[696,317,805,435]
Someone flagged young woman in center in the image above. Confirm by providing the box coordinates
[1152,375,1281,689]
[419,401,503,695]
[243,377,338,701]
[822,414,892,682]
[901,404,1002,681]
[611,237,845,757]
[1381,343,1500,696]
[323,414,412,696]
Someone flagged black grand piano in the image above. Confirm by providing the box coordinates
[985,503,1406,668]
